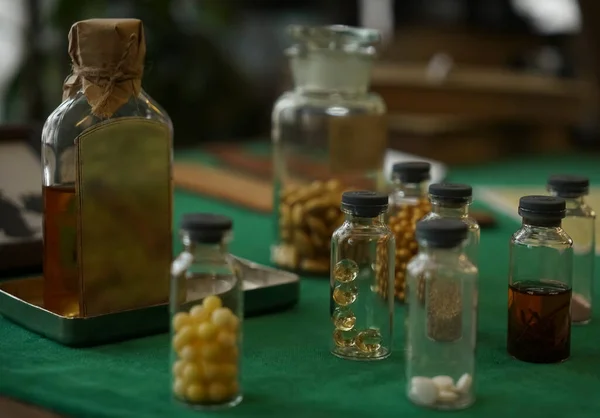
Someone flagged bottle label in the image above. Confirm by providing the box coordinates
[75,117,172,316]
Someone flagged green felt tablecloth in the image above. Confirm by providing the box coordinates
[2,152,600,418]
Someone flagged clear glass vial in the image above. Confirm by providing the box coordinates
[170,214,243,409]
[330,191,395,360]
[406,218,478,410]
[508,196,573,364]
[421,183,480,266]
[386,161,432,303]
[271,25,387,276]
[547,175,596,325]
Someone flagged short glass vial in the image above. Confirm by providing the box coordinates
[405,219,478,410]
[330,190,395,360]
[170,213,243,409]
[547,174,596,325]
[421,183,480,266]
[508,196,573,364]
[386,161,432,303]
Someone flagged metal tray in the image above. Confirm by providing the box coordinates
[0,257,299,347]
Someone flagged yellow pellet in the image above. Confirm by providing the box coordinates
[186,384,208,403]
[173,378,186,399]
[179,344,198,361]
[197,322,218,341]
[173,326,195,352]
[208,382,229,402]
[202,362,221,380]
[172,360,186,377]
[201,343,221,361]
[189,305,210,322]
[203,295,223,313]
[219,364,237,381]
[182,362,202,383]
[211,307,233,327]
[172,312,191,332]
[216,330,236,348]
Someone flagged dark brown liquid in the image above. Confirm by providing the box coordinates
[43,185,80,317]
[507,280,571,363]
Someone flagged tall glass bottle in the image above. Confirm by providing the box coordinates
[170,214,243,410]
[386,161,432,303]
[547,175,596,324]
[406,219,478,410]
[508,196,573,363]
[420,183,480,265]
[330,191,395,360]
[42,19,173,317]
[271,25,388,276]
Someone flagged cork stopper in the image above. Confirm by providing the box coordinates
[62,18,146,118]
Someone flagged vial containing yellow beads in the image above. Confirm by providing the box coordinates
[330,191,395,360]
[170,213,242,410]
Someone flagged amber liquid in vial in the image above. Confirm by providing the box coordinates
[507,280,571,363]
[43,184,80,317]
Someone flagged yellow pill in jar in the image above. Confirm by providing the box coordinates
[216,330,236,348]
[208,382,229,402]
[172,360,186,377]
[173,326,195,352]
[189,305,210,322]
[203,295,223,313]
[186,384,208,403]
[182,362,202,383]
[197,322,218,341]
[173,378,186,399]
[332,284,358,306]
[201,343,221,361]
[211,307,234,327]
[333,329,356,347]
[228,315,240,332]
[219,364,237,380]
[355,328,383,353]
[202,362,220,380]
[180,344,198,361]
[172,312,191,332]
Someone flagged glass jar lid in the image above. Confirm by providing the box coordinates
[286,25,381,57]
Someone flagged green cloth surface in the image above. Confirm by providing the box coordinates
[2,151,600,418]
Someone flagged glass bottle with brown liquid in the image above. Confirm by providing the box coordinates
[508,196,573,363]
[42,19,173,317]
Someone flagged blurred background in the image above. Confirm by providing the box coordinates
[1,0,599,163]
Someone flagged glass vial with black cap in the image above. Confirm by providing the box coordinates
[421,183,480,265]
[330,190,395,360]
[386,161,432,303]
[405,219,478,410]
[508,196,573,364]
[547,174,596,325]
[170,213,242,409]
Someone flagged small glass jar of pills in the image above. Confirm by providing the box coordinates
[547,175,596,325]
[330,190,395,360]
[508,196,573,363]
[386,162,431,303]
[406,219,478,410]
[420,183,480,265]
[170,213,242,409]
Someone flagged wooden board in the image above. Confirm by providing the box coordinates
[478,186,600,254]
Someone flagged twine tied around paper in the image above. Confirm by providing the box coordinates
[63,33,143,118]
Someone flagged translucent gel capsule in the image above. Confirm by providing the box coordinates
[332,307,356,331]
[355,328,382,353]
[333,284,358,306]
[334,259,359,283]
[333,329,357,347]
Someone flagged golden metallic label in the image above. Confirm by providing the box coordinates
[75,117,172,316]
[328,114,387,173]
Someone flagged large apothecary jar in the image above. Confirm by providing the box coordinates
[270,25,388,276]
